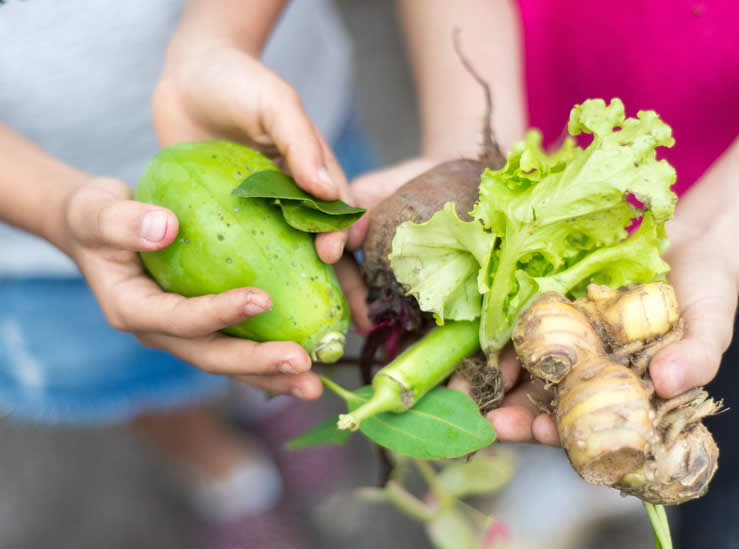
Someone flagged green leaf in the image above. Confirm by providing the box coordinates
[437,449,515,498]
[533,213,670,297]
[390,202,496,324]
[317,375,495,458]
[280,201,363,232]
[284,415,352,450]
[232,170,365,232]
[351,386,496,459]
[474,98,676,234]
[643,502,673,549]
[567,99,676,223]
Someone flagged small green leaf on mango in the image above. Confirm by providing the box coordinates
[232,170,365,232]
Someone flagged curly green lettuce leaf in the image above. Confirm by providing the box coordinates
[481,212,671,350]
[536,213,670,297]
[389,202,495,324]
[391,98,678,353]
[473,98,676,234]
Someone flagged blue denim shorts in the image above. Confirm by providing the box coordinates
[0,111,377,425]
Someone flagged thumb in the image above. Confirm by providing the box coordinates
[649,253,737,398]
[68,179,179,251]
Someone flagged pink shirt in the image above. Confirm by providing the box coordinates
[517,0,739,196]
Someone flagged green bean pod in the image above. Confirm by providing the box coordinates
[338,319,481,431]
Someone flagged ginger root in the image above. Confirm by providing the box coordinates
[512,282,721,505]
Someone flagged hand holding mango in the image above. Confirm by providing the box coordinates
[60,55,364,401]
[58,173,316,398]
[56,28,372,399]
[136,141,351,365]
[153,30,357,265]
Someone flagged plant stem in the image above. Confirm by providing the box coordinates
[414,459,450,506]
[384,480,437,523]
[479,223,518,351]
[312,331,346,363]
[318,374,360,404]
[389,455,411,484]
[643,502,673,549]
[457,499,496,532]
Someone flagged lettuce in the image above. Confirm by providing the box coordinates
[389,98,677,353]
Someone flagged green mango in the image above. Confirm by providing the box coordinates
[135,141,348,363]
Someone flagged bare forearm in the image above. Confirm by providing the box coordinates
[154,0,289,143]
[172,0,287,56]
[675,137,739,229]
[674,136,739,284]
[396,0,526,159]
[0,123,87,252]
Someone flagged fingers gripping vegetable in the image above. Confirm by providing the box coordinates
[513,283,720,505]
[136,141,349,362]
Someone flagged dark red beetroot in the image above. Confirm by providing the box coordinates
[362,158,487,328]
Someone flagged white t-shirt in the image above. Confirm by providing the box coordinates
[0,0,353,275]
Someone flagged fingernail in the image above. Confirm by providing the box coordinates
[322,233,346,263]
[141,211,168,242]
[279,362,296,374]
[292,386,306,399]
[245,303,264,317]
[318,167,334,192]
[244,293,271,316]
[664,360,685,396]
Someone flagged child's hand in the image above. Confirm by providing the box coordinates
[61,177,323,399]
[152,39,352,264]
[648,216,738,400]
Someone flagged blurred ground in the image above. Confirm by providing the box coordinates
[0,1,657,548]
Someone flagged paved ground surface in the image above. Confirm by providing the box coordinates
[0,2,657,548]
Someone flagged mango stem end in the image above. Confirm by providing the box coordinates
[311,332,346,364]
